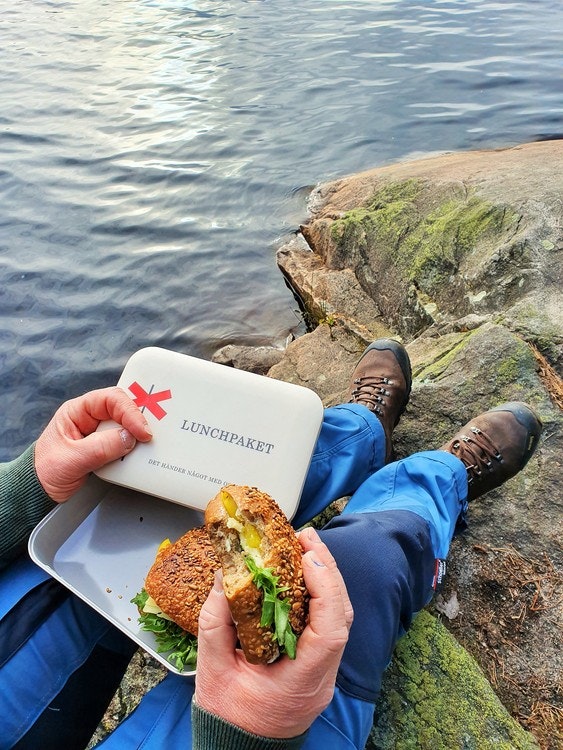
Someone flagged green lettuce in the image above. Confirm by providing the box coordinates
[244,556,298,659]
[130,589,198,671]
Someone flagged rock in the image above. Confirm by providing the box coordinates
[211,343,284,374]
[271,141,562,749]
[87,651,166,749]
[289,140,563,372]
[368,611,540,750]
[277,234,391,341]
[268,323,375,405]
[434,591,460,620]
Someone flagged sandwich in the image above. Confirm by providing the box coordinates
[205,484,309,664]
[132,484,309,669]
[131,526,217,671]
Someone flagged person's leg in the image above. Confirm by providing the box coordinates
[297,506,439,750]
[0,556,135,750]
[309,453,467,748]
[293,339,412,529]
[94,673,194,749]
[303,402,542,749]
[342,449,467,560]
[292,404,385,528]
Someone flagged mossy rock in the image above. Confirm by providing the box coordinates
[327,178,518,337]
[368,611,539,750]
[274,142,562,750]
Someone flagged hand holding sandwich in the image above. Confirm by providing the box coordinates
[195,526,353,740]
[34,386,153,501]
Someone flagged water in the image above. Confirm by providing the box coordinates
[1,0,561,459]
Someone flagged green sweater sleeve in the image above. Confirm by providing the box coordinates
[191,702,308,750]
[0,443,55,570]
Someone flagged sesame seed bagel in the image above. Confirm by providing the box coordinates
[144,526,219,636]
[205,484,309,665]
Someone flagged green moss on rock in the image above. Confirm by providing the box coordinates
[413,331,476,382]
[501,305,562,365]
[494,343,534,388]
[368,611,539,750]
[329,179,516,298]
[412,326,545,412]
[329,179,422,258]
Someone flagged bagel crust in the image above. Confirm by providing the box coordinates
[205,484,309,665]
[144,526,219,635]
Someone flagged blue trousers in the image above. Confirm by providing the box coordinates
[0,405,468,750]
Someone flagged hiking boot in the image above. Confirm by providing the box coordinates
[346,338,412,462]
[441,402,543,501]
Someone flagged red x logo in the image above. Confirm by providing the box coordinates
[129,381,172,420]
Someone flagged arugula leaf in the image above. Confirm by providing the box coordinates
[131,589,149,609]
[131,589,198,671]
[244,556,298,659]
[283,624,297,660]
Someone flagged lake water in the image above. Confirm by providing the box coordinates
[1,0,561,459]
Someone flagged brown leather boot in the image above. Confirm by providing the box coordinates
[440,402,543,501]
[346,338,412,462]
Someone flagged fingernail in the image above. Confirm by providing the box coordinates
[212,570,224,593]
[144,422,153,438]
[119,429,136,451]
[310,555,326,568]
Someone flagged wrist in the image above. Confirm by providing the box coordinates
[194,690,312,740]
[33,436,59,500]
[191,701,308,750]
[0,444,55,567]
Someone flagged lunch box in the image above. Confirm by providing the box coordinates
[29,347,323,675]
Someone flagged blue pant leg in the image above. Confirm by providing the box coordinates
[343,450,468,559]
[94,673,194,749]
[0,557,123,749]
[302,450,468,749]
[0,555,51,617]
[302,686,377,750]
[292,404,386,528]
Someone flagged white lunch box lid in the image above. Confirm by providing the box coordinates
[94,347,324,519]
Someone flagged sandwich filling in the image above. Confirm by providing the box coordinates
[131,538,198,671]
[131,588,198,671]
[221,490,298,659]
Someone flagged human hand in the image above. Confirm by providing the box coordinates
[194,526,353,739]
[34,386,153,501]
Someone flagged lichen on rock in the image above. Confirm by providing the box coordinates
[326,178,519,337]
[368,611,540,750]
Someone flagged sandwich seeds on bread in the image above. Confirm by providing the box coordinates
[130,526,217,670]
[132,484,310,669]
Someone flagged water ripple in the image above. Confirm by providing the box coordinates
[1,0,562,456]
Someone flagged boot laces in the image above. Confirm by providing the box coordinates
[452,427,503,485]
[349,376,392,416]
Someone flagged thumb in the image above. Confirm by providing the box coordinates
[197,572,237,666]
[71,427,137,474]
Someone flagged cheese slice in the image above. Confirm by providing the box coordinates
[142,594,173,621]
